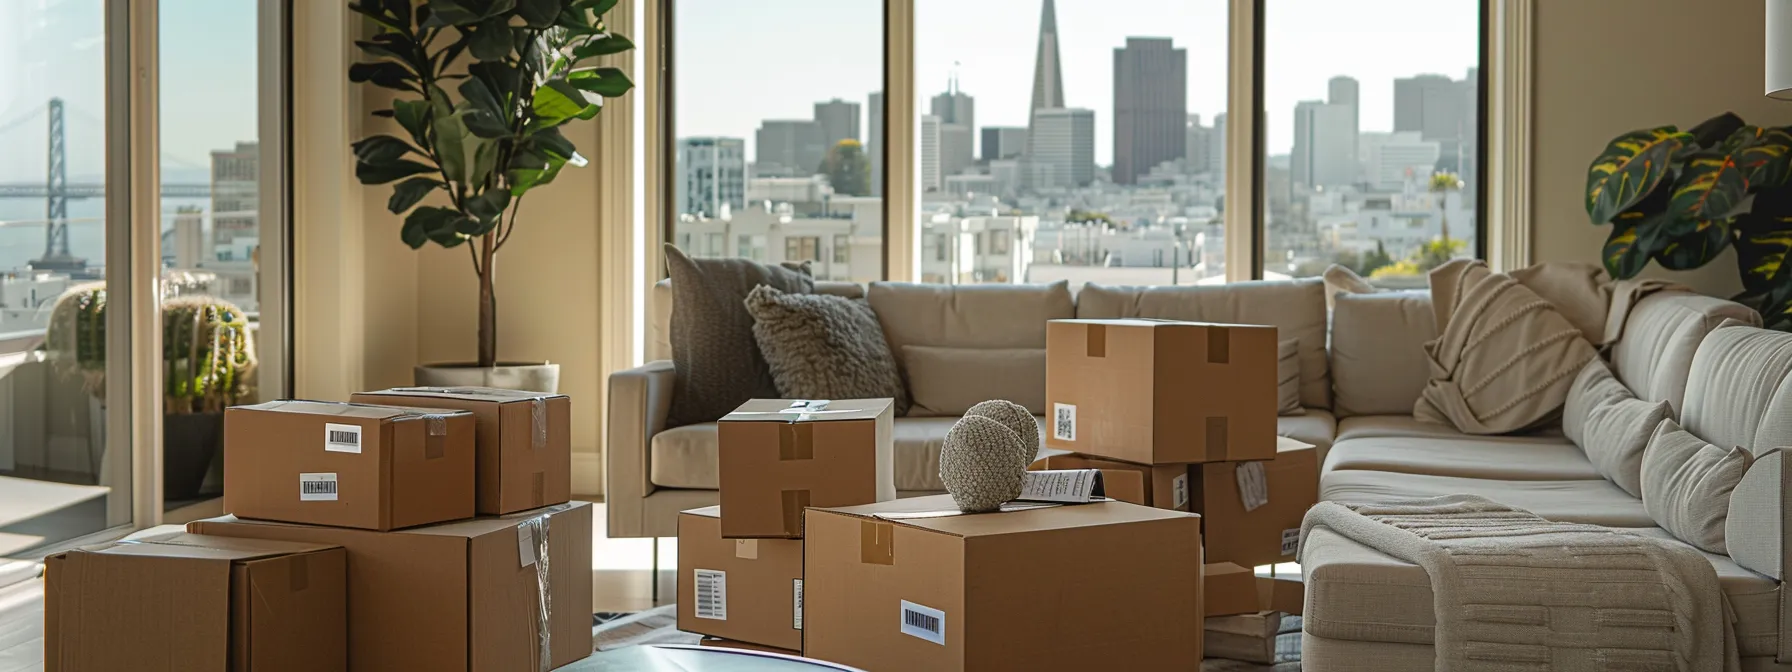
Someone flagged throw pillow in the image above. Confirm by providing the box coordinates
[1276,339,1303,416]
[743,286,909,416]
[1641,418,1754,554]
[663,244,815,426]
[1562,360,1672,497]
[902,346,1045,416]
[1329,290,1436,417]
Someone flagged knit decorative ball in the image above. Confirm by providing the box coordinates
[964,399,1040,468]
[939,415,1029,513]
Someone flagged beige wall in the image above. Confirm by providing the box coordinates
[1534,0,1792,297]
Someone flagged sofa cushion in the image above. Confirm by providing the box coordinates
[1277,338,1303,416]
[1075,278,1331,409]
[1609,291,1761,415]
[1323,436,1600,481]
[1320,470,1653,527]
[648,416,1048,492]
[1562,360,1671,497]
[649,278,863,361]
[1329,291,1436,417]
[869,281,1073,408]
[663,245,815,426]
[1681,323,1792,456]
[901,346,1045,416]
[745,286,909,416]
[1642,418,1753,554]
[1278,409,1336,459]
[1334,414,1565,444]
[1299,525,1781,656]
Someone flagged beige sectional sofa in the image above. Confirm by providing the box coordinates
[606,275,1791,667]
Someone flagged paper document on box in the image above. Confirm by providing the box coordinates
[1017,469,1107,503]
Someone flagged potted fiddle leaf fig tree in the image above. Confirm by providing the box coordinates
[347,0,635,391]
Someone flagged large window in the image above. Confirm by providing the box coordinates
[1262,0,1483,284]
[667,0,885,282]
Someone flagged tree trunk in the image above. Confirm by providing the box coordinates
[477,232,497,368]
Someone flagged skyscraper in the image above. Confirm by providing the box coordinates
[930,74,975,133]
[676,137,747,218]
[982,127,1027,162]
[1394,74,1467,143]
[1113,37,1187,184]
[1185,114,1214,174]
[868,91,884,196]
[921,114,942,191]
[1211,113,1227,175]
[756,120,827,177]
[1291,101,1354,188]
[1328,75,1360,178]
[813,98,861,148]
[1024,0,1065,168]
[1031,108,1094,188]
[940,124,974,182]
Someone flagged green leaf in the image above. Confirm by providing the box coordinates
[1603,216,1659,279]
[432,107,471,184]
[356,158,436,185]
[572,33,634,60]
[469,61,521,103]
[1734,189,1792,297]
[469,134,501,188]
[468,17,515,60]
[433,32,474,77]
[531,127,577,159]
[555,6,602,36]
[403,206,470,248]
[1653,217,1732,270]
[1665,154,1749,232]
[517,0,560,27]
[567,67,633,97]
[1687,112,1745,151]
[392,99,432,148]
[1586,126,1693,225]
[348,61,420,93]
[419,0,488,27]
[354,34,413,62]
[457,79,510,138]
[466,188,512,224]
[1737,127,1792,190]
[506,148,568,196]
[348,1,405,31]
[531,80,600,127]
[351,134,419,164]
[580,0,620,15]
[387,177,444,214]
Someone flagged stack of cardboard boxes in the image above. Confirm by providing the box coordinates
[44,387,589,672]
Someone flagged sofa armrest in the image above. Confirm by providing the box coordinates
[1726,448,1789,660]
[606,359,675,538]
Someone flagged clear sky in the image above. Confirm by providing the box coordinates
[675,0,1480,165]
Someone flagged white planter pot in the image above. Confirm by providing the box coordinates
[414,362,560,393]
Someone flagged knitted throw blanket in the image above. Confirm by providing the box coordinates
[1300,495,1737,671]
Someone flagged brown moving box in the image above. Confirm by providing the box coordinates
[45,533,346,672]
[677,507,805,651]
[352,387,572,515]
[1204,611,1282,664]
[225,400,476,531]
[1257,572,1304,615]
[1192,437,1318,568]
[699,637,804,656]
[718,399,895,538]
[803,495,1202,671]
[1028,451,1189,511]
[1045,319,1277,465]
[188,502,592,672]
[1204,562,1262,617]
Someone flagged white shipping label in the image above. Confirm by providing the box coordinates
[695,569,727,620]
[1052,403,1076,442]
[793,579,804,630]
[1236,462,1270,512]
[299,473,339,501]
[900,600,946,645]
[1281,528,1301,556]
[324,423,362,454]
[518,523,537,567]
[1172,473,1190,510]
[1017,470,1099,503]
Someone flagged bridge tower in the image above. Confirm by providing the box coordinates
[30,97,85,273]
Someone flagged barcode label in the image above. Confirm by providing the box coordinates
[694,569,726,620]
[299,473,338,501]
[1282,528,1300,556]
[1052,403,1076,441]
[793,579,803,630]
[899,600,945,645]
[1236,462,1269,512]
[324,423,362,454]
[1172,472,1190,510]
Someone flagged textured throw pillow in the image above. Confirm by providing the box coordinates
[743,286,909,416]
[1562,360,1672,497]
[1641,418,1754,554]
[902,346,1046,416]
[1276,339,1303,416]
[663,244,815,426]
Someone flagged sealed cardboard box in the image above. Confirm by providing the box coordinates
[1029,450,1189,511]
[352,387,572,515]
[699,637,803,656]
[718,399,895,538]
[225,400,476,531]
[1204,611,1283,664]
[1204,562,1261,617]
[188,502,592,672]
[804,495,1202,671]
[45,533,346,672]
[677,506,804,651]
[1192,437,1318,568]
[1045,319,1278,465]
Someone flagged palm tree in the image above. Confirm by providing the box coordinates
[1429,172,1464,244]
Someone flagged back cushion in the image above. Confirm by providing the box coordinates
[868,281,1074,408]
[1329,291,1436,417]
[1609,292,1760,414]
[1681,324,1792,456]
[1077,278,1330,408]
[649,278,863,361]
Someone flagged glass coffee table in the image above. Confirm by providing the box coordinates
[562,645,866,671]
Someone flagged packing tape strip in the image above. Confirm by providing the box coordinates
[781,489,811,536]
[778,423,814,461]
[531,398,548,450]
[1208,325,1231,364]
[423,414,448,460]
[860,520,894,565]
[518,511,555,672]
[1205,417,1229,462]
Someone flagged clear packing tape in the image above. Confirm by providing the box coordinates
[392,386,551,450]
[513,502,574,672]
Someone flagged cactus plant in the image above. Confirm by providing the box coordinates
[46,288,257,414]
[45,283,108,395]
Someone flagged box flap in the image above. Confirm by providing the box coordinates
[360,386,568,404]
[233,399,472,421]
[403,501,584,538]
[719,398,894,423]
[82,533,339,562]
[815,494,1195,537]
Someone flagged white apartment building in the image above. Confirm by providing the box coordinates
[920,214,1038,284]
[675,198,884,282]
[676,136,747,218]
[747,175,830,205]
[1360,131,1442,191]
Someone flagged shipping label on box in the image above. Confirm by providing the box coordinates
[1028,452,1190,511]
[353,387,572,515]
[717,399,895,538]
[1193,437,1319,568]
[677,506,805,652]
[1046,319,1278,465]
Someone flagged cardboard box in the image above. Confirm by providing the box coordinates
[1204,611,1282,664]
[698,637,803,656]
[352,387,572,515]
[1028,451,1190,511]
[1257,572,1304,615]
[1204,562,1262,617]
[677,506,805,651]
[1192,437,1319,568]
[803,495,1202,671]
[45,533,346,672]
[224,400,476,531]
[718,399,895,538]
[1045,319,1278,465]
[188,502,592,672]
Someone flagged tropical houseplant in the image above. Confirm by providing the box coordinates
[347,0,636,390]
[1586,112,1792,330]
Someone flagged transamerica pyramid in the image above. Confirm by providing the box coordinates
[1023,0,1064,184]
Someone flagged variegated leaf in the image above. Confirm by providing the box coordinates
[1604,215,1661,280]
[1736,127,1792,190]
[1653,217,1732,270]
[1734,214,1792,295]
[1666,155,1748,233]
[1586,127,1693,225]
